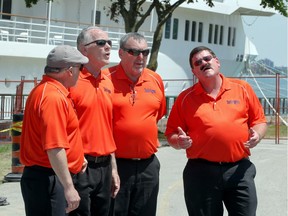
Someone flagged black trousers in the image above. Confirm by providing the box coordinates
[183,158,257,216]
[69,157,112,216]
[110,154,160,216]
[21,166,67,216]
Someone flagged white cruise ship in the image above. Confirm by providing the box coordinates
[0,0,276,96]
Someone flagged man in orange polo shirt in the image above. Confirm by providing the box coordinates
[20,45,88,216]
[68,27,119,216]
[165,46,267,216]
[105,32,166,216]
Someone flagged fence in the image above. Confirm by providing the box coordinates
[0,12,154,49]
[0,93,287,120]
[0,74,287,120]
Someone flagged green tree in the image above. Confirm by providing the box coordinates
[107,0,204,70]
[25,0,288,70]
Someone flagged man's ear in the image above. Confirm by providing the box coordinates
[118,49,123,59]
[79,45,88,56]
[191,68,196,76]
[215,57,221,68]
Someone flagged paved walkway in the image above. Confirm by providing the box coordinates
[0,139,287,216]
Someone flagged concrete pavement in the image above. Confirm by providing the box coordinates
[0,139,287,216]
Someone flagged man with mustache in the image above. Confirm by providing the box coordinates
[165,46,267,216]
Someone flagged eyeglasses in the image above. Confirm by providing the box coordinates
[70,64,84,72]
[84,39,112,47]
[193,55,214,67]
[122,47,150,57]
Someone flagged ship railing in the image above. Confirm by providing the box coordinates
[0,75,287,120]
[0,12,154,48]
[0,93,287,121]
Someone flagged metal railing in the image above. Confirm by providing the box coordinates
[0,12,154,48]
[0,93,287,121]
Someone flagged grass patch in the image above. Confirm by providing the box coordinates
[158,130,166,141]
[0,143,12,183]
[265,124,288,138]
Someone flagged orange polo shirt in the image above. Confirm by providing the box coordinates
[104,65,166,158]
[20,75,84,174]
[165,74,267,162]
[69,68,116,156]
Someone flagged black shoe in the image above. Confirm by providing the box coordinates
[0,197,9,206]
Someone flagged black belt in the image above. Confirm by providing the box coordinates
[26,165,55,174]
[189,158,249,165]
[85,155,111,163]
[117,154,155,161]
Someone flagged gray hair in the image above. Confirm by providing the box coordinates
[120,32,147,48]
[76,26,100,49]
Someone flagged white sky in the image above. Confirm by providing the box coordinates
[243,14,288,67]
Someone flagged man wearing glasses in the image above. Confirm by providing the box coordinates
[20,45,88,216]
[165,46,267,216]
[68,27,120,216]
[104,32,166,216]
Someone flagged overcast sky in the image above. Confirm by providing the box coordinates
[243,14,288,67]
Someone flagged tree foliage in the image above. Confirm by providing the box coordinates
[24,0,288,16]
[260,0,288,16]
[105,0,216,70]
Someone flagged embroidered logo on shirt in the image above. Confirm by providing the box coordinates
[226,100,240,104]
[103,87,111,94]
[144,88,156,94]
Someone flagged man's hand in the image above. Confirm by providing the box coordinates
[177,127,192,149]
[64,186,81,213]
[80,158,88,174]
[244,128,260,149]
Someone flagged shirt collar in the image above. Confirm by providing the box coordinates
[79,67,104,81]
[193,73,231,95]
[41,75,69,97]
[115,64,150,85]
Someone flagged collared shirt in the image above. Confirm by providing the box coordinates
[20,75,84,174]
[69,68,116,156]
[165,74,267,162]
[104,65,166,158]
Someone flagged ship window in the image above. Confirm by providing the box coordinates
[184,20,190,41]
[165,17,171,39]
[232,27,236,46]
[240,54,243,61]
[191,21,196,41]
[219,25,224,45]
[227,27,231,46]
[208,24,213,44]
[214,25,218,44]
[173,18,178,40]
[0,0,12,20]
[198,22,203,42]
[91,10,101,25]
[95,11,101,25]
